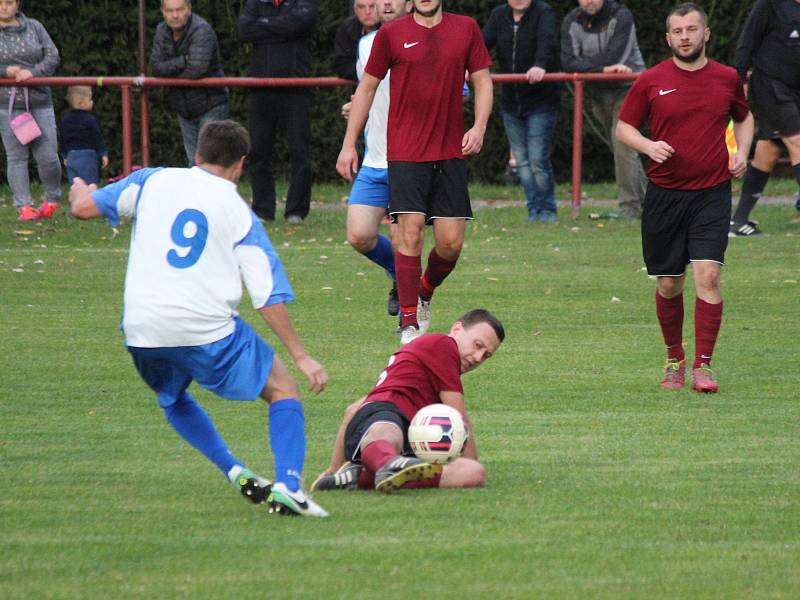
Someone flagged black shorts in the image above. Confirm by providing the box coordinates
[750,70,800,139]
[641,180,731,276]
[388,159,473,223]
[344,401,412,462]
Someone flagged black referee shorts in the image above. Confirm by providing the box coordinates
[344,401,412,462]
[751,69,800,139]
[641,180,731,277]
[388,159,473,224]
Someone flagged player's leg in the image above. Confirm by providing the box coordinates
[782,133,800,221]
[731,139,779,235]
[247,89,279,221]
[642,182,690,388]
[439,457,486,488]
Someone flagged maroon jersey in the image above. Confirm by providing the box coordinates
[618,58,749,190]
[365,333,463,421]
[364,13,492,162]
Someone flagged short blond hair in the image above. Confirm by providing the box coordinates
[66,86,92,109]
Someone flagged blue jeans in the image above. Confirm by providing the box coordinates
[0,104,61,207]
[177,102,229,167]
[501,106,558,220]
[65,149,100,185]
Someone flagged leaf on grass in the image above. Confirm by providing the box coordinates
[321,286,333,290]
[487,277,499,281]
[611,296,621,303]
[34,259,44,265]
[597,223,605,228]
[784,279,798,284]
[570,227,580,232]
[14,230,34,235]
[319,255,328,260]
[12,268,24,273]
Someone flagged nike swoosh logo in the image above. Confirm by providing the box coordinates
[403,42,420,49]
[659,88,677,96]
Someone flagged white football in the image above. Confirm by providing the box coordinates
[408,404,468,464]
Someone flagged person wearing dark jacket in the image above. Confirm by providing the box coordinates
[484,0,560,222]
[730,0,800,234]
[561,0,646,218]
[150,0,229,166]
[239,0,318,224]
[333,0,379,82]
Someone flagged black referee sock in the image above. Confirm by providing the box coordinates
[732,165,770,223]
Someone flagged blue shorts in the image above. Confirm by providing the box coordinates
[348,166,390,208]
[127,317,274,408]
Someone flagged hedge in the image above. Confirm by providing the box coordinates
[28,0,755,183]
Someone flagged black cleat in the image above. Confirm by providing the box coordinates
[236,469,272,505]
[387,283,399,316]
[310,461,363,492]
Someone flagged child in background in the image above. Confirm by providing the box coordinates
[59,86,108,184]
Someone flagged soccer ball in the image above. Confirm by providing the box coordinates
[408,404,468,464]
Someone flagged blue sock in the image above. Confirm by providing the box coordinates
[364,234,395,279]
[162,391,241,477]
[269,398,305,492]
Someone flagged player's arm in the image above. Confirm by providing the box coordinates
[615,120,674,164]
[440,390,477,460]
[258,303,327,394]
[335,73,380,181]
[68,178,101,219]
[318,397,366,476]
[462,68,492,156]
[730,111,755,178]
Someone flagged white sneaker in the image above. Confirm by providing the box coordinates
[400,324,422,345]
[267,482,329,518]
[417,298,431,334]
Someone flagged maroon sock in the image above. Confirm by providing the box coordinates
[396,251,421,328]
[694,298,723,369]
[399,474,442,489]
[361,440,396,474]
[357,468,374,490]
[656,291,685,362]
[419,248,458,301]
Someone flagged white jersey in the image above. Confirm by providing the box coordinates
[358,30,389,169]
[91,167,294,348]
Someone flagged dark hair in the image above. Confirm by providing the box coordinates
[666,3,707,30]
[457,309,505,343]
[196,120,250,167]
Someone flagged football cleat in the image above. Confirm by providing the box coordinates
[729,220,761,237]
[387,283,399,316]
[267,483,329,517]
[417,298,431,334]
[18,205,38,221]
[235,469,273,505]
[660,359,686,389]
[374,455,442,494]
[691,364,719,393]
[37,200,60,220]
[400,324,422,346]
[310,461,363,492]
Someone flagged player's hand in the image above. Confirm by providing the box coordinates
[461,125,486,156]
[341,96,354,120]
[295,355,327,394]
[645,140,675,163]
[526,66,545,84]
[101,156,109,169]
[336,146,359,182]
[729,152,747,178]
[603,64,632,74]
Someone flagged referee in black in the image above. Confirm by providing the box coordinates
[731,0,800,233]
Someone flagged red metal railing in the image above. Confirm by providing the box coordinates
[1,72,636,217]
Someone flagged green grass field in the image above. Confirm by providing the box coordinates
[1,184,799,598]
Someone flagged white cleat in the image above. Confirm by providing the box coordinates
[400,324,422,345]
[267,482,329,518]
[417,298,431,334]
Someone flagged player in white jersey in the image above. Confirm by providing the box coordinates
[344,0,410,324]
[69,120,328,517]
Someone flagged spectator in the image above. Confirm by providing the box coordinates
[0,1,61,221]
[59,86,108,185]
[333,0,380,81]
[239,0,318,224]
[150,0,229,166]
[484,0,561,223]
[561,0,647,218]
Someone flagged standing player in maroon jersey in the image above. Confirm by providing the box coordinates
[616,3,753,393]
[310,309,504,493]
[336,0,493,345]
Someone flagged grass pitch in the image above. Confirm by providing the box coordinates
[1,186,798,598]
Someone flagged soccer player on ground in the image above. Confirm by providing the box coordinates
[615,3,754,393]
[69,120,329,517]
[310,309,503,493]
[343,0,412,322]
[336,0,493,345]
[730,0,800,235]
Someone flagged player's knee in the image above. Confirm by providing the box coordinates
[657,277,682,298]
[347,229,376,254]
[695,270,721,293]
[435,239,462,261]
[262,375,301,403]
[463,461,486,488]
